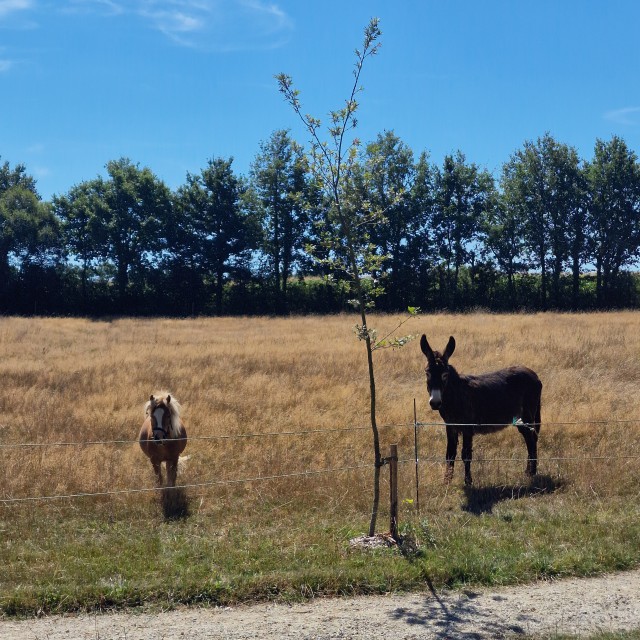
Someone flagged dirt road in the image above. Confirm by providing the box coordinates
[2,569,640,639]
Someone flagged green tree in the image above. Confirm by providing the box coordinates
[279,19,418,537]
[405,151,438,305]
[1,159,38,286]
[432,151,495,308]
[363,131,427,310]
[501,134,583,309]
[0,187,60,266]
[0,158,37,194]
[0,160,60,309]
[53,180,108,310]
[175,158,255,314]
[250,130,309,313]
[166,187,207,315]
[585,136,640,306]
[99,158,172,309]
[566,168,588,309]
[483,192,529,306]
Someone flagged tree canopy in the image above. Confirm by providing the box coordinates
[2,128,640,316]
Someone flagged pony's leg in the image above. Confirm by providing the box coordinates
[152,461,163,486]
[166,460,178,488]
[518,423,538,476]
[461,430,473,486]
[444,425,458,483]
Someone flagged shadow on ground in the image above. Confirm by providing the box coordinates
[392,476,562,636]
[160,487,190,520]
[390,581,537,639]
[462,474,561,515]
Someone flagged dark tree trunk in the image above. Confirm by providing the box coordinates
[215,262,224,315]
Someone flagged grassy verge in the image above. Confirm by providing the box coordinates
[3,485,640,617]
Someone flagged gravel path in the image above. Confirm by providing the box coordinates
[3,569,640,639]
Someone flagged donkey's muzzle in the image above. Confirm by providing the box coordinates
[429,388,443,410]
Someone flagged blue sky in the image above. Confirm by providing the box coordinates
[1,0,639,201]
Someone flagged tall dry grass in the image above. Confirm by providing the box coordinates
[1,312,639,519]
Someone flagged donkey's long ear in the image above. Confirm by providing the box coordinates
[443,336,456,361]
[420,334,434,360]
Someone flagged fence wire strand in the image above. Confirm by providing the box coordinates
[0,422,414,449]
[1,419,639,449]
[3,417,640,505]
[3,452,639,506]
[0,461,373,505]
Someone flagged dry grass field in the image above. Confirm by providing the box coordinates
[1,312,640,614]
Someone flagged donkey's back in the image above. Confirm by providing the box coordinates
[463,365,542,434]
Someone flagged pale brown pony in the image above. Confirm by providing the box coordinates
[139,393,187,487]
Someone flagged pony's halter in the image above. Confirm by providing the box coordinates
[152,406,170,442]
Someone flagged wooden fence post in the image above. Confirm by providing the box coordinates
[413,398,420,513]
[389,443,399,542]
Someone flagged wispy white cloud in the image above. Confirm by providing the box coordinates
[0,0,33,19]
[0,2,35,77]
[0,44,18,72]
[604,107,640,126]
[139,4,205,43]
[63,0,293,51]
[3,1,293,51]
[139,0,294,50]
[33,165,51,179]
[26,142,45,153]
[0,0,38,30]
[61,0,124,16]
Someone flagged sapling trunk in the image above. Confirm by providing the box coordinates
[277,17,385,537]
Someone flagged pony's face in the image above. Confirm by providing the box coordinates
[420,335,456,410]
[149,395,172,441]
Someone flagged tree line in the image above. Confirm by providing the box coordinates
[1,130,639,316]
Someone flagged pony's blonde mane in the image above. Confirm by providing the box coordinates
[144,392,183,438]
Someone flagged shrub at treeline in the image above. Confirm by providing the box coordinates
[1,130,640,316]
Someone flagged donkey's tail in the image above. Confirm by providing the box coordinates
[534,376,543,434]
[534,399,542,434]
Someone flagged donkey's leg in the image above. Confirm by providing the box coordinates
[518,424,538,476]
[461,430,473,486]
[444,425,459,483]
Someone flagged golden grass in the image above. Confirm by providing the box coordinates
[1,311,639,517]
[2,312,640,615]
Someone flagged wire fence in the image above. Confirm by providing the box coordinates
[2,414,640,506]
[2,418,639,449]
[0,461,375,504]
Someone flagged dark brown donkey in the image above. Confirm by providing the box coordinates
[139,393,187,487]
[420,334,542,485]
